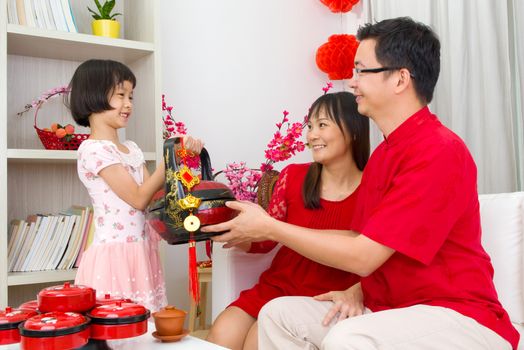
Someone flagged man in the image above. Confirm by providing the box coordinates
[203,17,519,349]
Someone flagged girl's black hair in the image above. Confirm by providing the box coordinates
[67,59,136,127]
[302,91,370,209]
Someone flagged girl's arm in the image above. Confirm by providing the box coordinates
[99,159,165,211]
[99,136,203,211]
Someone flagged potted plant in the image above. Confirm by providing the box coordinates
[88,0,122,38]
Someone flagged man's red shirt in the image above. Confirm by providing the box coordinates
[352,107,519,349]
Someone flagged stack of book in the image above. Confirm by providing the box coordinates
[6,0,77,33]
[7,206,94,272]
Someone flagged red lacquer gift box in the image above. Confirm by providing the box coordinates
[87,301,150,340]
[0,307,38,345]
[38,282,95,313]
[18,311,90,350]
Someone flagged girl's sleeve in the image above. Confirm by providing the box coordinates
[81,142,121,175]
[248,165,291,254]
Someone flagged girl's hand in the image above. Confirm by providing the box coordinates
[182,135,204,154]
[314,282,364,326]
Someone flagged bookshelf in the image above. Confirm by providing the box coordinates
[0,0,163,308]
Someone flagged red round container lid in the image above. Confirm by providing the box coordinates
[88,301,150,325]
[95,294,133,306]
[22,312,88,331]
[39,282,94,298]
[0,307,38,329]
[18,300,39,312]
[89,301,147,319]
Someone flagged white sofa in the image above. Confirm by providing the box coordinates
[212,192,524,348]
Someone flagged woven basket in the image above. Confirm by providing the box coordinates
[33,93,89,150]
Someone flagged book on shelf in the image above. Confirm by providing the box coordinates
[15,0,27,25]
[43,0,57,30]
[45,214,75,270]
[39,215,67,270]
[7,0,19,24]
[22,0,35,27]
[7,220,23,271]
[12,215,39,272]
[60,0,77,33]
[20,215,50,271]
[31,0,45,29]
[6,206,94,273]
[57,206,86,270]
[8,221,29,271]
[10,0,77,32]
[74,208,93,268]
[48,0,68,31]
[29,215,59,271]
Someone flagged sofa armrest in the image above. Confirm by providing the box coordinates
[211,242,279,321]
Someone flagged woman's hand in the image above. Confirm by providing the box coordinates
[314,282,364,326]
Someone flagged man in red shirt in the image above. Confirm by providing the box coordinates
[204,17,519,349]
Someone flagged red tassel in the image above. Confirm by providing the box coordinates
[205,240,212,260]
[188,239,200,304]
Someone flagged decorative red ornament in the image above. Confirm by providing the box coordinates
[320,0,360,13]
[316,34,359,80]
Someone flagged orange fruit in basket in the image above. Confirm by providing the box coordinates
[51,123,59,132]
[64,124,75,134]
[55,128,67,139]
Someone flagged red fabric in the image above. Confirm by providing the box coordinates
[351,107,519,349]
[316,34,358,80]
[231,163,360,318]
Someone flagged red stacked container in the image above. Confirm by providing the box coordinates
[18,311,90,349]
[87,301,150,340]
[0,307,38,345]
[38,282,95,313]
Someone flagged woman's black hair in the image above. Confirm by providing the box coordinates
[302,91,370,209]
[67,59,136,127]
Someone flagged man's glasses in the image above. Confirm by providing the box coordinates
[353,67,415,79]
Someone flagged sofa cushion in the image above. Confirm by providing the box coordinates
[479,192,524,324]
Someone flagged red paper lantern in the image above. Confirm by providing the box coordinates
[316,34,359,80]
[320,0,360,13]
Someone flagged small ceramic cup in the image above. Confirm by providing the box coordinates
[152,305,187,336]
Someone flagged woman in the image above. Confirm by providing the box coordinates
[206,91,370,350]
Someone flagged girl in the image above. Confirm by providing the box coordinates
[206,91,370,349]
[68,59,203,312]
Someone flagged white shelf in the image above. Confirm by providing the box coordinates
[7,24,154,63]
[7,148,157,163]
[8,269,77,286]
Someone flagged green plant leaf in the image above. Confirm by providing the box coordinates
[87,7,101,20]
[109,13,122,20]
[94,0,103,13]
[102,0,115,18]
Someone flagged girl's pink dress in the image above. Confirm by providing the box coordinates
[75,139,167,312]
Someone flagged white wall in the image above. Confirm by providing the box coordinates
[159,0,369,317]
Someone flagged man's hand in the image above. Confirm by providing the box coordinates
[314,282,364,326]
[202,200,274,247]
